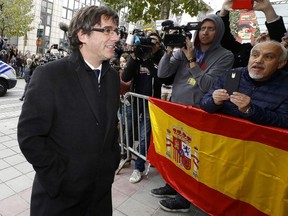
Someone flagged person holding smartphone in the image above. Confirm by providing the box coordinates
[218,0,286,68]
[200,40,288,129]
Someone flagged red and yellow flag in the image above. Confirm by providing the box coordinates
[147,97,288,216]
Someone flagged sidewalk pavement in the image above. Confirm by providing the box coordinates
[0,115,206,216]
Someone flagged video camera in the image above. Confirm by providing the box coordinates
[161,20,202,48]
[129,29,158,46]
[125,29,159,60]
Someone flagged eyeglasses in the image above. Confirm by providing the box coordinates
[91,27,120,36]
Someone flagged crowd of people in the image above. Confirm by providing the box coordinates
[0,43,27,78]
[17,0,287,215]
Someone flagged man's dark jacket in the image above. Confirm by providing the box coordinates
[17,49,121,215]
[200,67,288,129]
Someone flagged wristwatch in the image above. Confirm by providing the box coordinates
[188,57,196,63]
[244,106,252,114]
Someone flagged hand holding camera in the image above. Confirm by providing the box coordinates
[182,37,194,60]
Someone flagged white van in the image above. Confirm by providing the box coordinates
[0,60,17,96]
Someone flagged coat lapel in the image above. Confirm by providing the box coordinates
[70,51,100,123]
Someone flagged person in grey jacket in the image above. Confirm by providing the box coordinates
[157,14,234,107]
[200,40,288,129]
[151,14,234,213]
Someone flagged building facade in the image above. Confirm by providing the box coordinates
[15,0,104,56]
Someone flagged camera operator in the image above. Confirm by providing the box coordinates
[121,32,173,184]
[151,14,234,213]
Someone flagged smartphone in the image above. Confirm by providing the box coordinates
[224,70,241,95]
[232,0,254,10]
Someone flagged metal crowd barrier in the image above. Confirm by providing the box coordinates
[116,92,151,175]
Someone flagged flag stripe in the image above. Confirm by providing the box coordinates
[148,98,288,151]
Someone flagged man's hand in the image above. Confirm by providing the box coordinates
[166,46,174,55]
[254,0,278,22]
[253,0,272,12]
[212,89,230,105]
[229,92,251,113]
[182,37,194,60]
[281,33,288,48]
[220,0,233,16]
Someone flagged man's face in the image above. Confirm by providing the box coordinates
[120,56,127,69]
[198,20,216,46]
[248,42,285,81]
[79,15,119,62]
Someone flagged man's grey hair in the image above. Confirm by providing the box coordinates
[251,40,287,62]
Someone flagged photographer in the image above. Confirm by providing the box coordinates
[121,32,173,184]
[151,14,234,213]
[218,0,286,68]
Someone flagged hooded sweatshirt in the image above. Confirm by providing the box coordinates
[158,14,234,107]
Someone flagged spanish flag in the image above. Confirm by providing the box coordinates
[147,97,288,216]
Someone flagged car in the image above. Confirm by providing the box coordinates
[0,60,17,96]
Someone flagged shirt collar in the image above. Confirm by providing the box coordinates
[84,59,102,71]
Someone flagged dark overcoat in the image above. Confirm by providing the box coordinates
[17,49,121,216]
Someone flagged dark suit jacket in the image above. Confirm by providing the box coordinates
[17,49,121,215]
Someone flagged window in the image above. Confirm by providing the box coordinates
[41,0,53,14]
[62,0,96,19]
[45,26,50,37]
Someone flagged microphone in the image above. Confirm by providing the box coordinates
[59,22,69,32]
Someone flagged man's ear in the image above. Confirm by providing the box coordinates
[77,30,86,44]
[278,60,287,69]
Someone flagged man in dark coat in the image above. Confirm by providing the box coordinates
[17,6,121,216]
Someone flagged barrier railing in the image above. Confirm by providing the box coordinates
[116,92,150,175]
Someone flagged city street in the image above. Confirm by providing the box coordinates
[0,79,201,216]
